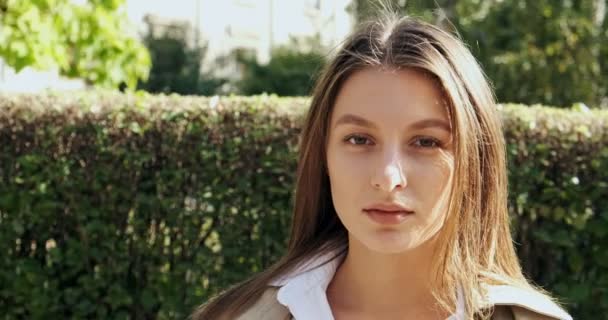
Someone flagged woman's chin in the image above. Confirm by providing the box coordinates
[359,230,422,254]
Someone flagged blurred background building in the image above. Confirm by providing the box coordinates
[1,0,605,107]
[0,62,86,92]
[0,0,354,93]
[131,0,352,66]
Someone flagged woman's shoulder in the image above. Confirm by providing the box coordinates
[237,285,571,320]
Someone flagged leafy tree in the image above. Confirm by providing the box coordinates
[236,37,326,96]
[0,0,150,89]
[458,0,606,108]
[349,0,607,108]
[138,17,225,95]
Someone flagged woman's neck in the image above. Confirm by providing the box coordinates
[326,235,449,319]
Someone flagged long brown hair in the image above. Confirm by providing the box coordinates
[192,11,553,320]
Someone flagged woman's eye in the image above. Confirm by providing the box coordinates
[344,134,372,146]
[343,135,442,148]
[414,137,441,148]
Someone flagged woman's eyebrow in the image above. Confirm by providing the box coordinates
[409,118,452,133]
[333,113,451,133]
[333,114,378,129]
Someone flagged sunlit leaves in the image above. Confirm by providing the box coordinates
[0,0,150,89]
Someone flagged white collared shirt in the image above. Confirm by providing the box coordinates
[269,249,465,320]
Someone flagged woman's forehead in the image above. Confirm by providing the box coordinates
[330,68,451,130]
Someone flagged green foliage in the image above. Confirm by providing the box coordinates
[236,37,326,96]
[0,0,150,89]
[0,93,606,319]
[458,0,606,108]
[502,104,608,316]
[138,18,225,95]
[350,0,608,108]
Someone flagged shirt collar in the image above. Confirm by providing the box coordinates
[269,248,465,320]
[269,249,345,320]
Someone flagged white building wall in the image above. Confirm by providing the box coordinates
[0,59,85,93]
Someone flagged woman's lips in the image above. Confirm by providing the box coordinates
[363,209,414,225]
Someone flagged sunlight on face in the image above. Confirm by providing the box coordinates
[326,67,455,254]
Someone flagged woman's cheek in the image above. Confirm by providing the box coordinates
[339,149,373,176]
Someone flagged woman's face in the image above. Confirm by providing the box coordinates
[326,67,455,254]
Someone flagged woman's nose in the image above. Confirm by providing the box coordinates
[370,148,407,192]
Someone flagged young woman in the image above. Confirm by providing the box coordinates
[192,12,573,320]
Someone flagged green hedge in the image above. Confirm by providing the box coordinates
[0,92,606,319]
